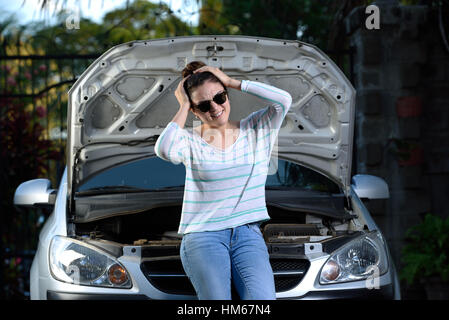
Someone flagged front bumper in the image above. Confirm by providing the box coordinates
[47,284,393,300]
[283,284,394,300]
[47,290,149,300]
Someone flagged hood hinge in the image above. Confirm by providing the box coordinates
[345,185,353,211]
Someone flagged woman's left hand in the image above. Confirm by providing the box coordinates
[193,66,241,90]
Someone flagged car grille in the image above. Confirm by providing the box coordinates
[271,259,310,292]
[140,257,310,295]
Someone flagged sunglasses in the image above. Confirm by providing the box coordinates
[192,90,228,113]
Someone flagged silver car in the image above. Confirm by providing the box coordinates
[14,35,400,300]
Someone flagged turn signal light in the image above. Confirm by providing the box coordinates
[108,264,128,285]
[321,260,340,281]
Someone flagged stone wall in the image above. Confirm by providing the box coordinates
[345,1,449,298]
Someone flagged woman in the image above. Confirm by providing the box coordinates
[155,61,292,300]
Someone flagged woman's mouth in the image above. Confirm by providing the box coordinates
[210,109,224,119]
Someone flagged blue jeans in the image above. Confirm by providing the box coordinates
[180,222,276,300]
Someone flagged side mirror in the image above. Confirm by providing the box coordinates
[351,174,389,200]
[14,179,57,207]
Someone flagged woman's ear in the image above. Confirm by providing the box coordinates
[190,108,199,119]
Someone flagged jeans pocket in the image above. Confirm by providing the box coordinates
[248,222,263,237]
[180,236,193,278]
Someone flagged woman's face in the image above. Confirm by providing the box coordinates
[190,80,230,127]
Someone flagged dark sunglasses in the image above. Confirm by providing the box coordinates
[192,91,228,113]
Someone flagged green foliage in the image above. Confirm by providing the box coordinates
[390,138,421,161]
[27,0,194,55]
[400,0,427,4]
[400,214,449,285]
[221,0,335,47]
[0,76,61,299]
[197,0,232,34]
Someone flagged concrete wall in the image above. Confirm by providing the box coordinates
[344,1,449,298]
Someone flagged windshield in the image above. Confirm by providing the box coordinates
[76,156,341,194]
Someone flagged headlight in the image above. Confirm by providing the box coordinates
[49,236,132,288]
[319,231,388,285]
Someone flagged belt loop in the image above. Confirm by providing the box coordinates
[231,226,238,244]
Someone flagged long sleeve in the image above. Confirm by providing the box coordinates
[241,80,293,154]
[154,121,190,165]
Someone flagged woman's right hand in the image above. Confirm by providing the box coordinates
[175,76,191,110]
[193,66,241,90]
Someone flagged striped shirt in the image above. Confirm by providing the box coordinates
[155,80,293,234]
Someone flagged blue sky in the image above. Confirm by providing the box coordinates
[0,0,200,26]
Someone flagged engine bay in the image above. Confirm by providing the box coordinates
[74,203,362,247]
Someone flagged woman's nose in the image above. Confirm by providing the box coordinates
[209,101,222,112]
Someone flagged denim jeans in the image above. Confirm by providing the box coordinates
[180,222,276,300]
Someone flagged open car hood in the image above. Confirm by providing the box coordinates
[67,35,355,202]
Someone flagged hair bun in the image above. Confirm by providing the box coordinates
[182,61,206,78]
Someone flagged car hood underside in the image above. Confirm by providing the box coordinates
[67,35,355,206]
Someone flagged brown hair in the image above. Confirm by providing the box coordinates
[182,61,226,108]
[182,61,206,78]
